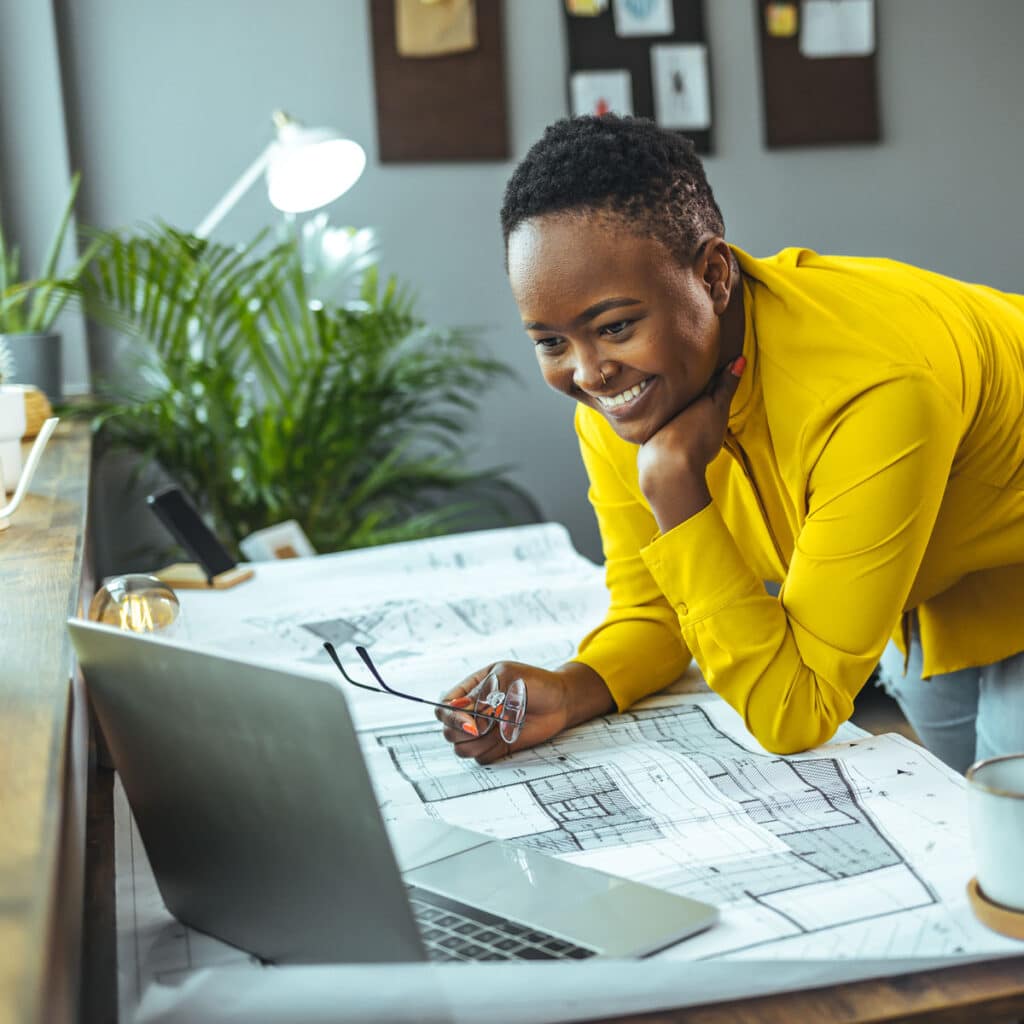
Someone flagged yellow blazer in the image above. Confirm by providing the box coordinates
[573,246,1024,753]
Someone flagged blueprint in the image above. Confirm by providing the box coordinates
[110,524,1021,1022]
[172,523,608,730]
[116,686,1019,1020]
[362,691,1019,962]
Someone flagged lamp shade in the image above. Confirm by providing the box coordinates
[266,122,366,215]
[194,112,367,238]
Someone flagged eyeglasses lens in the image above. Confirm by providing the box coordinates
[471,671,527,744]
[498,678,527,744]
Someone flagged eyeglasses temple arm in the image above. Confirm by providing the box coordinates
[354,645,520,725]
[322,642,391,694]
[355,644,417,695]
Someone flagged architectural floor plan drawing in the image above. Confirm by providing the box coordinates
[114,689,1017,1017]
[113,525,1020,1021]
[171,524,609,729]
[293,584,598,665]
[364,692,1016,961]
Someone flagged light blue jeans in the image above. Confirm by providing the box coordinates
[877,618,1024,775]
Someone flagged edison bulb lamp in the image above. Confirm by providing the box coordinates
[88,575,182,635]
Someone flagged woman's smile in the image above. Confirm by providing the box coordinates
[594,376,655,416]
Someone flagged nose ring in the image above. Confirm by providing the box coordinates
[600,370,608,386]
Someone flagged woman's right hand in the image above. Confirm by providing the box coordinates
[435,660,615,764]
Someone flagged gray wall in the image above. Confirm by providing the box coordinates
[0,1,89,391]
[49,0,1024,562]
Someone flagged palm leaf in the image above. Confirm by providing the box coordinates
[24,172,83,330]
[73,221,530,557]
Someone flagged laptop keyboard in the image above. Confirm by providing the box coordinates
[407,885,596,962]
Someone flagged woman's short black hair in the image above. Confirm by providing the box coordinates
[500,114,725,266]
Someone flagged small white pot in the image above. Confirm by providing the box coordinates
[0,386,27,493]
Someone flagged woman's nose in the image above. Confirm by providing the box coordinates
[573,370,599,392]
[573,356,614,392]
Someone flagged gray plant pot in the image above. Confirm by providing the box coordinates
[0,332,63,400]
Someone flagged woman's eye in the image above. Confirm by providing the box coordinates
[601,320,632,337]
[533,336,563,351]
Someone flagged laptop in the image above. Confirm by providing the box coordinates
[68,619,718,964]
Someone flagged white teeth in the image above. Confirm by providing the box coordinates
[598,378,650,409]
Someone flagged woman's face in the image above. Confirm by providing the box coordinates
[507,211,738,447]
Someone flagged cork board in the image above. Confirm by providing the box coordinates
[369,0,509,162]
[564,0,712,155]
[756,0,880,148]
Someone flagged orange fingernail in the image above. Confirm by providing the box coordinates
[448,696,472,708]
[461,720,479,737]
[731,355,747,377]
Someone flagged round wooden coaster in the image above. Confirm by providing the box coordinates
[967,877,1024,940]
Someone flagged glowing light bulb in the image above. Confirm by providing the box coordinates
[88,575,182,635]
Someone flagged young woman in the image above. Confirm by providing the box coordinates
[437,114,1024,774]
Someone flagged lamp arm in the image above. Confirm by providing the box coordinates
[194,142,275,239]
[0,417,59,529]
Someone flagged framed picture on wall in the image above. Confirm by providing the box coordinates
[650,43,710,130]
[570,69,635,117]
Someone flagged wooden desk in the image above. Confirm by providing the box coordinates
[9,432,1019,1023]
[601,957,1024,1022]
[0,422,92,1024]
[83,729,1024,1021]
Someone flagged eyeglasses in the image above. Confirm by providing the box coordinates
[322,642,527,744]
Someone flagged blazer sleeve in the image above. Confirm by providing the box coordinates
[640,373,960,753]
[572,410,693,709]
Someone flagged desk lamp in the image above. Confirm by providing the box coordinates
[195,110,366,238]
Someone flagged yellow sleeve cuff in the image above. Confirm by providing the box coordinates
[640,502,764,620]
[573,615,691,712]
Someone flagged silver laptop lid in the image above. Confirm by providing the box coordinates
[68,619,426,964]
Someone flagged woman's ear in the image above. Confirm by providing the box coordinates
[699,237,734,315]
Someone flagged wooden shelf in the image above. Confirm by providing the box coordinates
[0,421,92,1024]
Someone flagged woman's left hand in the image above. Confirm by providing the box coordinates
[637,355,746,533]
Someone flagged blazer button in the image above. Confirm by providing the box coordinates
[678,601,688,615]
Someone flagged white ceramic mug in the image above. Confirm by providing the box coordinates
[966,754,1024,911]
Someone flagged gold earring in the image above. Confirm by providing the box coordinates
[600,370,608,386]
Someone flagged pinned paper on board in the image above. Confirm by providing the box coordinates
[565,0,609,15]
[651,43,710,131]
[394,0,478,57]
[799,0,875,58]
[570,69,634,117]
[764,2,799,38]
[612,0,675,37]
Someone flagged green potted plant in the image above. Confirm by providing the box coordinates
[76,221,528,557]
[0,172,98,400]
